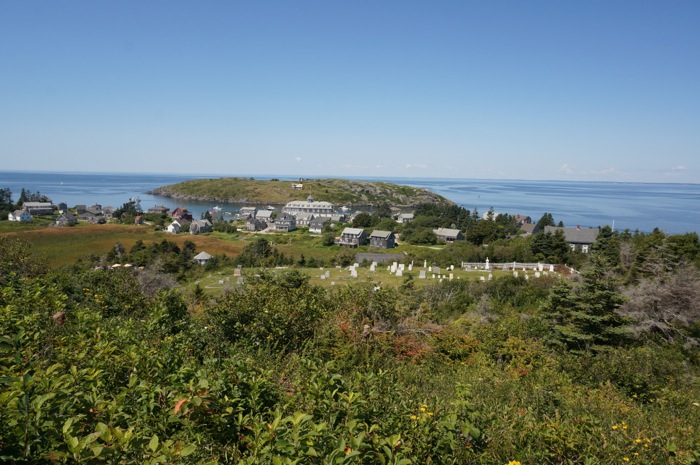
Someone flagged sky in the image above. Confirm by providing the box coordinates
[1,1,699,183]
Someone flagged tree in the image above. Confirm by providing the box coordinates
[543,252,628,352]
[536,212,556,231]
[374,201,392,219]
[352,212,375,228]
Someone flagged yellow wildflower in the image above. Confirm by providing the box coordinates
[506,461,522,465]
[623,458,630,462]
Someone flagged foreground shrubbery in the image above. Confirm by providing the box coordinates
[1,238,699,464]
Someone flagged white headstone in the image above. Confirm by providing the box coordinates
[535,271,541,278]
[396,269,403,277]
[450,265,454,271]
[480,276,485,281]
[434,266,441,275]
[449,273,454,281]
[513,271,519,278]
[538,263,543,272]
[549,265,554,272]
[423,260,427,268]
[408,264,413,271]
[325,271,330,278]
[350,269,358,278]
[488,273,493,280]
[419,270,426,279]
[485,258,490,270]
[428,266,432,272]
[320,274,326,280]
[370,264,376,272]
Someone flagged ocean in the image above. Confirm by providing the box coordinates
[1,171,698,235]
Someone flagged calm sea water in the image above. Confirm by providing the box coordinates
[1,171,698,235]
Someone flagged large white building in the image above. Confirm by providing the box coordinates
[283,196,334,217]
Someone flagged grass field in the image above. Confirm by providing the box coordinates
[187,262,547,296]
[0,223,245,267]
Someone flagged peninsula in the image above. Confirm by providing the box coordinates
[148,177,453,207]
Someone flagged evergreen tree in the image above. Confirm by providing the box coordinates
[536,212,555,231]
[543,252,628,352]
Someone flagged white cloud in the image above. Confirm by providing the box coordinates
[294,157,302,162]
[405,163,428,170]
[672,165,687,171]
[559,163,575,174]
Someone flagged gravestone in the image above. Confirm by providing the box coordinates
[419,270,427,279]
[396,269,403,277]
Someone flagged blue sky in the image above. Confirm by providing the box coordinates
[2,1,699,182]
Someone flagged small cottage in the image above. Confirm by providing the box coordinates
[336,227,367,247]
[369,230,396,249]
[8,209,32,222]
[190,219,213,235]
[433,228,464,243]
[193,251,213,266]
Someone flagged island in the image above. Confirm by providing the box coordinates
[147,177,453,208]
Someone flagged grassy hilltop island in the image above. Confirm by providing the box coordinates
[147,177,453,207]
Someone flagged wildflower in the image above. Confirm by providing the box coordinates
[506,461,522,465]
[612,425,619,430]
[623,458,629,462]
[410,415,418,421]
[634,439,642,443]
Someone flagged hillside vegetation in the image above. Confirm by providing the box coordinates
[148,178,453,207]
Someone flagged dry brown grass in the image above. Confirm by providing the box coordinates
[1,224,245,268]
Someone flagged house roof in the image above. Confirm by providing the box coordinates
[192,219,212,227]
[193,251,213,260]
[434,228,462,238]
[370,230,393,239]
[284,198,334,209]
[520,223,537,234]
[256,210,274,219]
[398,213,414,219]
[342,227,365,236]
[544,226,599,244]
[23,201,53,208]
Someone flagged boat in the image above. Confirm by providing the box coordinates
[267,205,275,210]
[213,206,222,211]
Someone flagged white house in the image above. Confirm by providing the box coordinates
[8,209,32,222]
[166,219,191,234]
[193,251,213,266]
